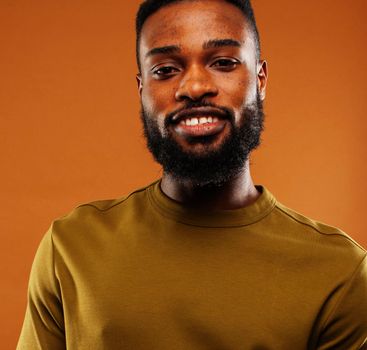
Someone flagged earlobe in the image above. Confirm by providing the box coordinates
[136,74,143,96]
[257,60,268,100]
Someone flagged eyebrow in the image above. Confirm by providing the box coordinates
[145,45,181,58]
[145,38,242,59]
[203,38,241,49]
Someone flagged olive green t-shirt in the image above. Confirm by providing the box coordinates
[17,182,367,349]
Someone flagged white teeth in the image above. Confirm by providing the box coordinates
[182,116,218,126]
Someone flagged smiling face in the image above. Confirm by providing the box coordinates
[137,0,267,185]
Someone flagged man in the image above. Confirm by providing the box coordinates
[17,0,367,349]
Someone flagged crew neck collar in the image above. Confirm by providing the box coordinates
[147,180,276,228]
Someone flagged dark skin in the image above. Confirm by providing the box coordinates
[137,0,268,210]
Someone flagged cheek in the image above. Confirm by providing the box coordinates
[141,83,175,133]
[141,84,156,112]
[142,82,173,113]
[217,75,256,126]
[225,74,257,107]
[219,78,248,108]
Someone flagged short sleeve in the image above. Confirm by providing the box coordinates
[17,229,65,350]
[316,254,367,349]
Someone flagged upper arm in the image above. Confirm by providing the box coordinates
[17,229,65,350]
[316,254,367,349]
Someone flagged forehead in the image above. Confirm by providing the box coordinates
[139,0,252,54]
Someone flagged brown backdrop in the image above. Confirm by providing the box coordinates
[1,0,366,348]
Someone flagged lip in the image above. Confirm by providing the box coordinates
[173,116,228,137]
[171,106,228,124]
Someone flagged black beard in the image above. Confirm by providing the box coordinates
[140,94,264,187]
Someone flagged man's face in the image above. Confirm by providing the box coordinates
[137,0,267,186]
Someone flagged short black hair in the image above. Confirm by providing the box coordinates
[135,0,261,72]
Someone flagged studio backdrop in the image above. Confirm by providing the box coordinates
[1,0,366,348]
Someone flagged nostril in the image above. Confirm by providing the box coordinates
[175,82,218,102]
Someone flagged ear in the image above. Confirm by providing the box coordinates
[136,73,143,97]
[257,60,268,100]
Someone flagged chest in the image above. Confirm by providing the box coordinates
[59,238,323,349]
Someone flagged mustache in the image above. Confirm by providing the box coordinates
[164,101,235,128]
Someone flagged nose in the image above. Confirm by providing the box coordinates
[175,65,218,102]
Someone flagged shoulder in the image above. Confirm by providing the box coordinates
[272,200,366,260]
[49,181,158,241]
[77,180,157,212]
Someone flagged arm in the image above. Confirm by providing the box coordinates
[316,255,367,350]
[17,229,66,350]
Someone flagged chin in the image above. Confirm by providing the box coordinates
[175,134,230,155]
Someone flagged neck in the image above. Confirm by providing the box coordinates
[160,161,260,211]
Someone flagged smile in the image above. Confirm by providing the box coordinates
[179,116,219,126]
[170,106,230,137]
[173,114,227,138]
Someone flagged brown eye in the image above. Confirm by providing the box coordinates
[153,66,179,78]
[212,59,239,70]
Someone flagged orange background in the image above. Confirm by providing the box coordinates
[1,0,366,348]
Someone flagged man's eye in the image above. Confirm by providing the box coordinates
[212,59,238,70]
[153,66,178,78]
